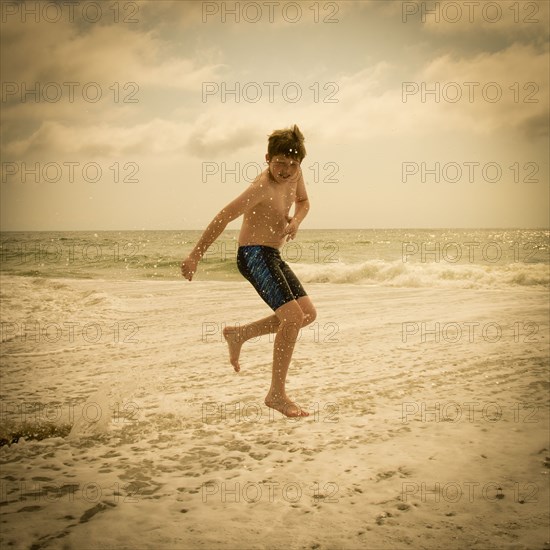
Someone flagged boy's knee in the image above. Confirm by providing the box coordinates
[282,310,304,328]
[276,301,303,322]
[278,307,304,337]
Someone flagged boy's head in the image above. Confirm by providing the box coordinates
[266,124,306,163]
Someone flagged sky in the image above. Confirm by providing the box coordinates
[0,0,548,230]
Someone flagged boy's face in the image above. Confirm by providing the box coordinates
[266,153,301,184]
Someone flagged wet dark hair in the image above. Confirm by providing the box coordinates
[267,124,306,162]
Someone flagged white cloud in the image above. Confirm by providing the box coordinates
[294,43,549,141]
[3,118,192,158]
[416,42,549,137]
[1,18,224,90]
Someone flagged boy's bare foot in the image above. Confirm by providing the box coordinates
[264,394,309,417]
[223,326,243,372]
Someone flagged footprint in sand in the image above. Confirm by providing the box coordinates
[376,470,397,482]
[375,511,398,526]
[79,501,115,523]
[376,466,413,482]
[17,505,42,512]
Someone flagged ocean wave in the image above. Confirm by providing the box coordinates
[0,277,125,318]
[2,258,548,289]
[291,260,549,289]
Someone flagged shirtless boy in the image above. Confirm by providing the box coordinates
[180,125,316,418]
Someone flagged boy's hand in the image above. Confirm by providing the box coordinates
[282,217,300,242]
[181,256,198,281]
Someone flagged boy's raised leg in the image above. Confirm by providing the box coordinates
[223,296,316,374]
[223,315,279,372]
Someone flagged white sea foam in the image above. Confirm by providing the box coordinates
[292,259,549,288]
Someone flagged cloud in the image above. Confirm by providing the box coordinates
[294,42,549,142]
[0,14,225,157]
[3,118,192,159]
[416,42,549,137]
[1,17,224,89]
[518,110,550,140]
[186,122,261,157]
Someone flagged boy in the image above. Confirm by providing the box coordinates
[180,125,316,418]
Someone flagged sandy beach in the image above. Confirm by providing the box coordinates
[0,275,548,549]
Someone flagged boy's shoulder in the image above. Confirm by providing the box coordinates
[238,170,273,205]
[251,168,274,189]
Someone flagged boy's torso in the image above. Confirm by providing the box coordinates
[238,170,296,249]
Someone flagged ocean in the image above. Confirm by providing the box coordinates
[1,228,548,288]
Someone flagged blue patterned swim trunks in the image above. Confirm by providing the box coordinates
[236,245,308,312]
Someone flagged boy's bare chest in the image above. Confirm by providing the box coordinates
[263,184,296,214]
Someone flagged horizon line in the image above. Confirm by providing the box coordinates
[1,227,549,232]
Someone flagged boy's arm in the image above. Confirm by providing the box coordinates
[181,179,266,280]
[293,197,310,224]
[283,171,310,241]
[293,170,310,223]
